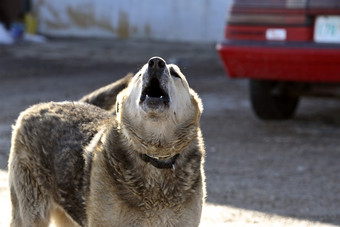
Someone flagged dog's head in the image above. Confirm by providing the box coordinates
[117,57,203,157]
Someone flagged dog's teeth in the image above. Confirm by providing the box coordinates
[160,96,163,99]
[146,95,149,98]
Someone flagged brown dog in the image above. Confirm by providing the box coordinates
[8,57,206,227]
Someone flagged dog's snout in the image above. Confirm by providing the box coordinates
[148,57,166,76]
[148,57,166,70]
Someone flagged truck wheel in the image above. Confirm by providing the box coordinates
[249,79,299,120]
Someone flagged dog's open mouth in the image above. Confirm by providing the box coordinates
[140,77,170,108]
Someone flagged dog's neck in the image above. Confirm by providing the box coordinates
[98,122,204,211]
[120,119,198,159]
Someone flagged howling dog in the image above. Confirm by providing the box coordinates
[9,57,206,227]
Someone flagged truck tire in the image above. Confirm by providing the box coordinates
[250,79,299,120]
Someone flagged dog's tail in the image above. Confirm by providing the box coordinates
[79,73,133,111]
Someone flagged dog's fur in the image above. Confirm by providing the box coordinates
[8,57,205,227]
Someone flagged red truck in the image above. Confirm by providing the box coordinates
[217,0,340,120]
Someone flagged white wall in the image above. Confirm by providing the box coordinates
[33,0,231,42]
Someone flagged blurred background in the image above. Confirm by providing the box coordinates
[0,0,230,42]
[1,0,340,226]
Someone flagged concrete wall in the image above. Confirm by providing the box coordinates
[33,0,231,42]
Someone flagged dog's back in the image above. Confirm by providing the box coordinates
[9,102,111,227]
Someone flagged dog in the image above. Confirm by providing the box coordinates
[8,57,206,227]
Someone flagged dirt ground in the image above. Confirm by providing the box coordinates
[1,38,340,226]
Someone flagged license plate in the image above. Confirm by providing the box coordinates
[314,16,340,43]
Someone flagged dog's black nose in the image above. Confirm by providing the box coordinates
[148,57,166,76]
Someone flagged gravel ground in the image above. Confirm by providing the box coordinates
[0,38,339,226]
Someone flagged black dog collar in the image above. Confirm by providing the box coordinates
[140,153,179,170]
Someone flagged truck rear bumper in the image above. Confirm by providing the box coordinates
[217,40,340,82]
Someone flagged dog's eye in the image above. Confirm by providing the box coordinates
[170,68,181,79]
